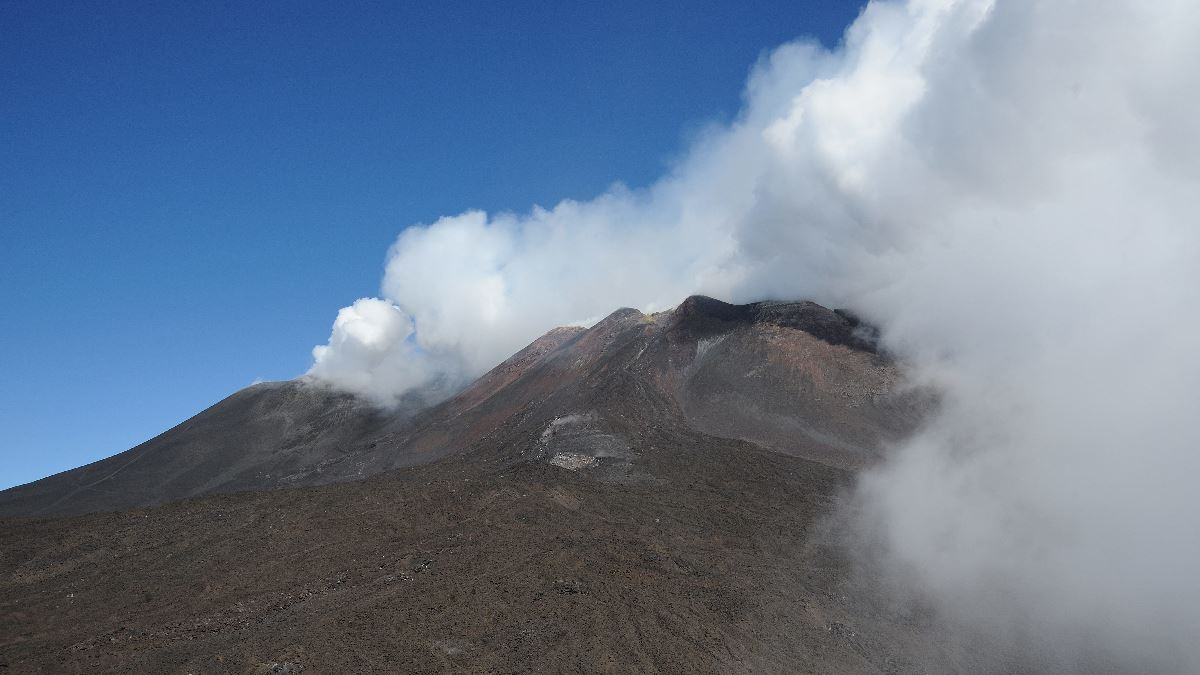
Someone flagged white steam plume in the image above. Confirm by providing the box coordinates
[306,298,454,404]
[309,0,1200,667]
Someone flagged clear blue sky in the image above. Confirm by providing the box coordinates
[0,0,863,489]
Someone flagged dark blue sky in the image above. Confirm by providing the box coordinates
[0,0,864,489]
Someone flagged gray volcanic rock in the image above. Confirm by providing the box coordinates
[0,320,587,518]
[0,296,922,517]
[0,381,391,517]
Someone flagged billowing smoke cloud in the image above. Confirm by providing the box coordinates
[307,298,439,404]
[309,0,1200,666]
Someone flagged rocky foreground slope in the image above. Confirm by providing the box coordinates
[0,297,1058,673]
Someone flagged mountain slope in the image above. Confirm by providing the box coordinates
[358,295,921,479]
[0,382,387,517]
[0,297,919,518]
[0,298,1092,673]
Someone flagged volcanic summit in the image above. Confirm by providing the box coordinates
[0,296,979,673]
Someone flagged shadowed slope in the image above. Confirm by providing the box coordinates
[0,382,395,517]
[0,327,587,519]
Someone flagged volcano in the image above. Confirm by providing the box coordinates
[0,296,914,519]
[0,297,1013,673]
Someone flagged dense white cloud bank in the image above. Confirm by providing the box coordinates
[309,0,1200,666]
